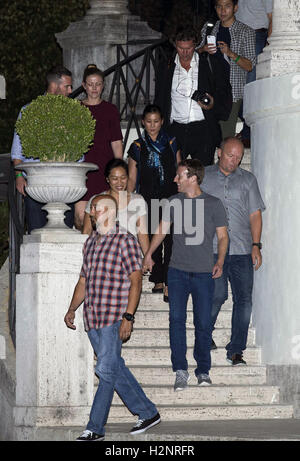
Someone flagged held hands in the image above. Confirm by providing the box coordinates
[142,252,155,274]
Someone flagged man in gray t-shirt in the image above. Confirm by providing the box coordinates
[143,159,228,390]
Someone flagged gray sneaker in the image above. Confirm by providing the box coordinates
[174,370,190,392]
[197,373,212,386]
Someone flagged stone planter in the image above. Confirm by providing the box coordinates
[15,162,98,233]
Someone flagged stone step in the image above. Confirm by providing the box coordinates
[129,327,256,347]
[118,364,267,386]
[107,403,293,423]
[138,293,233,311]
[111,384,280,407]
[121,346,261,366]
[133,309,242,329]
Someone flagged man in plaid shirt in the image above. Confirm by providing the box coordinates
[64,195,160,441]
[198,0,256,139]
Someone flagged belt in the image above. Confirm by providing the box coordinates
[172,119,206,126]
[255,28,268,32]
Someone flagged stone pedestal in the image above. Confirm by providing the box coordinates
[13,233,93,439]
[244,0,300,366]
[55,0,161,109]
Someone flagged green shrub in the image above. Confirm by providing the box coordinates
[15,94,96,162]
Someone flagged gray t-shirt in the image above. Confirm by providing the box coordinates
[162,192,227,273]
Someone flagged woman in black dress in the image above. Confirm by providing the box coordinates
[128,104,181,301]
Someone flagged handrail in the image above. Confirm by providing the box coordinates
[69,38,168,99]
[7,162,25,347]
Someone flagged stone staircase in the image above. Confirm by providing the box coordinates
[104,144,294,425]
[105,278,293,424]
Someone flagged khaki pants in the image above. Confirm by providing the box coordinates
[220,99,242,140]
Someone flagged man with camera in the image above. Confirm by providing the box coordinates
[154,27,232,166]
[198,0,256,140]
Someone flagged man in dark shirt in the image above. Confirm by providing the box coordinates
[64,195,160,441]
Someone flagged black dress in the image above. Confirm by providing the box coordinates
[128,131,178,284]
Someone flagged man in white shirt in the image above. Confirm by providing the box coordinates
[236,0,273,146]
[155,28,232,166]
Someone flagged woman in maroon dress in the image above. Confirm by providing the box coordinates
[74,64,123,229]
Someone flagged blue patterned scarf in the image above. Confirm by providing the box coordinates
[141,129,169,185]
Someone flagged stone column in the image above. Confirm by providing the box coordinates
[55,0,131,93]
[244,0,300,365]
[257,0,300,79]
[13,233,94,440]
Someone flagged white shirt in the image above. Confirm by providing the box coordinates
[170,52,205,124]
[236,0,273,30]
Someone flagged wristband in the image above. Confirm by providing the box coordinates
[234,55,241,63]
[15,173,23,178]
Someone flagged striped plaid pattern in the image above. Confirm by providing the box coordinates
[200,20,256,101]
[80,224,142,331]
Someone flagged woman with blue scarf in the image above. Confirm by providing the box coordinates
[128,104,181,302]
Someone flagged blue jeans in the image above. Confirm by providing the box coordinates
[212,254,253,357]
[239,29,268,139]
[168,267,214,376]
[86,321,157,435]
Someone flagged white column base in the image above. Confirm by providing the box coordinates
[14,234,94,429]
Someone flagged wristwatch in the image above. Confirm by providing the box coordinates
[122,312,135,322]
[252,242,262,249]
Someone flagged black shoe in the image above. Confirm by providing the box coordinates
[152,285,164,294]
[163,295,169,302]
[211,339,217,350]
[130,413,161,435]
[226,353,247,366]
[76,430,105,441]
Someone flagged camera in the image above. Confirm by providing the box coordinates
[191,90,211,106]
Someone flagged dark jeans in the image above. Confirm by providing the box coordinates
[167,120,216,165]
[24,195,74,233]
[212,254,253,357]
[168,267,214,376]
[239,29,268,140]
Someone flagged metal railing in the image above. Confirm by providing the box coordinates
[7,38,170,345]
[8,163,25,347]
[70,37,169,148]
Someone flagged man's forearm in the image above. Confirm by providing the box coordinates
[147,220,169,256]
[68,277,86,312]
[217,234,229,265]
[250,210,262,243]
[126,273,142,316]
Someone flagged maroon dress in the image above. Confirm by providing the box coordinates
[82,100,123,201]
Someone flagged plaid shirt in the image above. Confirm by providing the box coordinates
[200,20,256,101]
[80,223,142,331]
